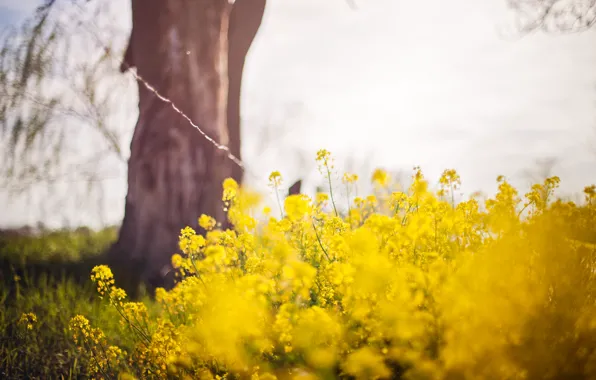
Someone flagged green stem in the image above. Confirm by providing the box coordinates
[326,166,339,217]
[311,219,331,261]
[274,184,284,219]
[113,304,152,344]
[189,254,207,288]
[346,183,352,226]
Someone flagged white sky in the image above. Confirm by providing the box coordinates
[2,0,596,228]
[245,0,596,195]
[0,0,39,12]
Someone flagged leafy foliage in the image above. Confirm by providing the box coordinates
[507,0,596,33]
[0,0,133,198]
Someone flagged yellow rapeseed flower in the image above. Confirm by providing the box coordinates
[90,265,115,297]
[198,214,217,231]
[268,171,283,188]
[342,172,359,184]
[74,149,596,380]
[284,194,312,221]
[223,177,239,202]
[18,312,37,330]
[371,168,390,187]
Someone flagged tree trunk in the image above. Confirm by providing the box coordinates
[109,0,265,292]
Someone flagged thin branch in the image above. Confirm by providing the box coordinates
[507,0,596,34]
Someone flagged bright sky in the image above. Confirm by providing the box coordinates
[2,0,596,228]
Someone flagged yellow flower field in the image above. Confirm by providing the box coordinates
[68,150,596,379]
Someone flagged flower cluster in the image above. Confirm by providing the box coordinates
[74,150,596,379]
[68,315,125,377]
[18,312,37,330]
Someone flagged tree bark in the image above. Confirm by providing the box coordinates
[110,0,265,292]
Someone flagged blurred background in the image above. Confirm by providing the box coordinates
[1,0,595,230]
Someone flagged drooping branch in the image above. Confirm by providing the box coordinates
[0,0,134,228]
[507,0,596,33]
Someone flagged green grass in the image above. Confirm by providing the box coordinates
[0,226,118,265]
[0,226,152,379]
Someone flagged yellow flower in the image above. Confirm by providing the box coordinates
[18,312,37,330]
[74,161,596,380]
[268,171,283,188]
[122,302,148,328]
[110,286,127,305]
[315,192,329,205]
[179,228,206,254]
[316,149,336,174]
[284,195,312,221]
[371,168,390,187]
[223,178,239,202]
[584,184,596,204]
[343,172,359,184]
[171,253,183,268]
[343,347,391,379]
[316,149,331,165]
[199,214,217,231]
[439,169,461,187]
[90,265,115,297]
